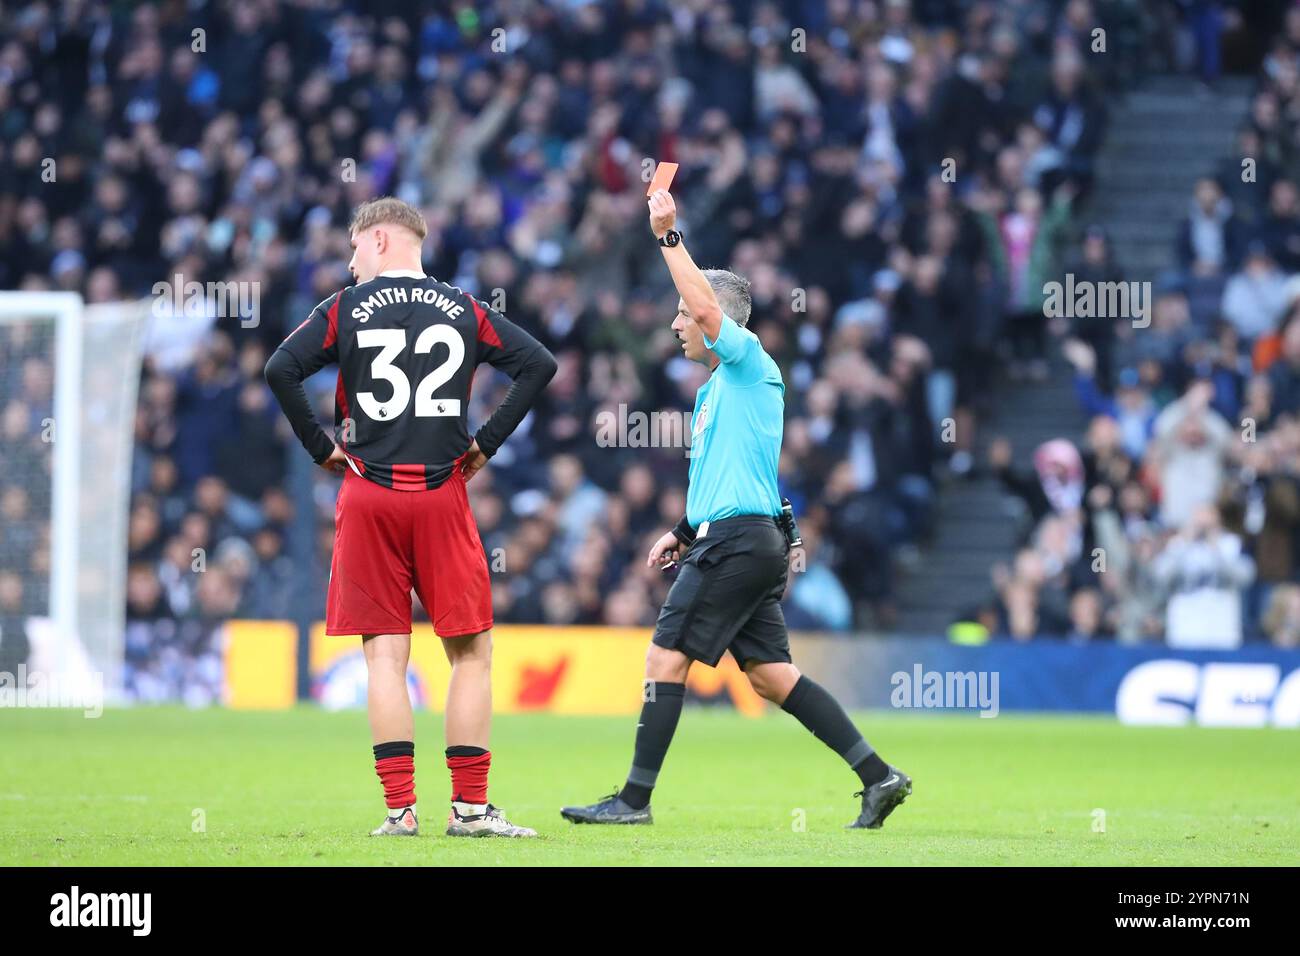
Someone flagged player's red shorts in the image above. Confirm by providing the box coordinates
[326,465,493,638]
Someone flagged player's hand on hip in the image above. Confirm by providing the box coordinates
[319,444,348,474]
[647,530,681,569]
[648,189,676,239]
[461,439,489,482]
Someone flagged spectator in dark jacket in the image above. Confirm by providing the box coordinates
[1177,177,1242,277]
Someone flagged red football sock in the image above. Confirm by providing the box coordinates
[446,746,490,804]
[373,741,416,809]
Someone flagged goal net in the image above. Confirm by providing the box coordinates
[0,293,147,706]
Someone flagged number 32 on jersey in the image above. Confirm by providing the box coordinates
[356,325,464,420]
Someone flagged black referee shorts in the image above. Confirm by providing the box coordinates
[651,515,792,669]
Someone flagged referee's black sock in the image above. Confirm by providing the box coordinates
[618,680,686,810]
[780,675,889,787]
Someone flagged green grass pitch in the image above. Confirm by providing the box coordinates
[2,707,1297,866]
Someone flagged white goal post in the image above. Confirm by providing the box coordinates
[0,292,147,703]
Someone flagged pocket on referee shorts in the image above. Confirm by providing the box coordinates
[687,533,729,570]
[652,536,724,654]
[652,533,749,667]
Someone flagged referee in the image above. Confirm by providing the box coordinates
[561,190,912,829]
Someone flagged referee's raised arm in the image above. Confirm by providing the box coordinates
[648,189,723,343]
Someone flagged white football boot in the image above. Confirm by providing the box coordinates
[370,805,419,836]
[446,801,537,837]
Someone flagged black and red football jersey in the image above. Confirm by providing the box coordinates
[265,271,557,490]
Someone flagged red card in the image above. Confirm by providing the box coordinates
[646,161,679,197]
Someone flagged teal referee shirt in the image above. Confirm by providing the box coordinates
[685,313,785,527]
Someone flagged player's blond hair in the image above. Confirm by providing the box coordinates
[349,197,428,241]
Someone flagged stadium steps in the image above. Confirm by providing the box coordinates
[891,74,1251,636]
[1085,75,1253,281]
[892,364,1084,636]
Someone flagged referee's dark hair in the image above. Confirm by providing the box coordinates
[701,269,752,328]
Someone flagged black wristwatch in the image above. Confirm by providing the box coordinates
[658,229,682,248]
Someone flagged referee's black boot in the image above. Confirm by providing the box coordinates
[560,792,652,825]
[847,765,912,829]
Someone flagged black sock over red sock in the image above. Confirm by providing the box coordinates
[446,745,490,804]
[373,740,416,809]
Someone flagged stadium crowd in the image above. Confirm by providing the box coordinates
[973,1,1300,648]
[0,0,1289,696]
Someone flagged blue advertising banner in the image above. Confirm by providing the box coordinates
[788,636,1300,727]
